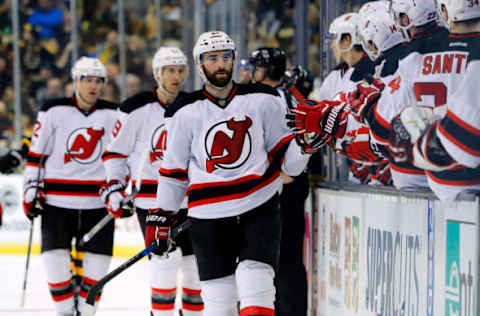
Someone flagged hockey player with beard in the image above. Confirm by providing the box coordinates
[248,47,309,316]
[388,0,480,200]
[145,30,315,316]
[22,57,118,316]
[101,46,203,316]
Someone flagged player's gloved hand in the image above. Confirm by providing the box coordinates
[347,77,385,125]
[0,150,23,174]
[99,180,134,218]
[287,100,348,139]
[388,106,434,164]
[375,159,392,186]
[349,162,372,184]
[294,131,332,154]
[339,126,382,163]
[145,208,185,255]
[23,179,46,221]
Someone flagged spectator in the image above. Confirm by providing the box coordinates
[35,77,64,106]
[64,82,74,97]
[0,100,12,135]
[28,0,63,39]
[0,53,11,97]
[125,73,141,98]
[102,81,120,103]
[96,30,119,64]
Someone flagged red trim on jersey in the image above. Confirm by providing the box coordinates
[239,306,275,316]
[187,170,280,208]
[446,110,480,136]
[159,167,188,181]
[389,162,426,175]
[202,85,238,107]
[82,277,97,285]
[449,32,480,39]
[438,122,480,157]
[152,287,176,295]
[48,280,72,288]
[268,134,295,162]
[101,150,128,162]
[410,25,440,40]
[26,162,45,168]
[44,178,105,185]
[51,292,74,302]
[188,174,262,191]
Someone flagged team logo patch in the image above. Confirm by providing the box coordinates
[205,116,252,173]
[65,127,105,164]
[150,124,167,163]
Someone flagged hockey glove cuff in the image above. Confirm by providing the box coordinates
[99,180,133,218]
[23,180,45,221]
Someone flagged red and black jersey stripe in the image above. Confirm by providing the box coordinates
[101,150,128,162]
[368,106,391,144]
[132,180,158,198]
[439,110,480,157]
[427,166,480,186]
[26,151,49,168]
[389,161,425,175]
[159,168,188,181]
[44,179,106,196]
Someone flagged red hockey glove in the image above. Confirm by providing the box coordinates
[99,180,134,218]
[23,179,46,221]
[338,126,382,163]
[287,100,348,139]
[374,159,392,186]
[294,131,332,154]
[145,208,187,255]
[347,78,385,125]
[349,162,372,184]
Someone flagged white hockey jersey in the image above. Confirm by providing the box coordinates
[155,83,309,219]
[24,97,119,209]
[102,90,189,209]
[369,26,450,188]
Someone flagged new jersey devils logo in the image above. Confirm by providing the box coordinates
[205,116,252,173]
[150,124,167,163]
[65,127,105,164]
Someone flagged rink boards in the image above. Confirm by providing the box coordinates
[309,183,480,316]
[0,174,144,258]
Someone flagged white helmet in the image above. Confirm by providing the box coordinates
[152,46,189,95]
[438,0,480,23]
[360,10,407,61]
[327,13,362,53]
[389,0,438,29]
[359,1,389,18]
[193,30,236,89]
[71,57,107,82]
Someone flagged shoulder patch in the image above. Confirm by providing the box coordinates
[165,90,206,118]
[96,99,119,110]
[120,91,157,114]
[350,56,375,82]
[40,97,75,112]
[235,83,280,96]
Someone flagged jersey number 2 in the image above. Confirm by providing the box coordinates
[413,82,447,107]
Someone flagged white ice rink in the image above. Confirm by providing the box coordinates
[0,254,168,315]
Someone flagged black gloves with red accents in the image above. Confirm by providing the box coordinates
[145,208,188,255]
[23,179,46,221]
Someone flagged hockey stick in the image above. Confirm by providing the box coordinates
[82,219,192,316]
[79,149,149,247]
[20,144,48,307]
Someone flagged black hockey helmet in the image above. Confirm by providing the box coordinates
[249,47,287,82]
[283,65,314,98]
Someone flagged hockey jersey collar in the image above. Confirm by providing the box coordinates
[153,88,169,109]
[202,83,238,108]
[72,96,97,116]
[410,25,441,41]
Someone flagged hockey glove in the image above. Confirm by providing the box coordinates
[349,162,372,184]
[99,180,134,218]
[347,78,385,125]
[388,106,434,164]
[374,159,393,186]
[23,179,46,221]
[145,208,187,255]
[339,126,383,163]
[0,150,23,174]
[287,100,348,139]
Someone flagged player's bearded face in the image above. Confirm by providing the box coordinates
[202,51,234,87]
[203,64,233,87]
